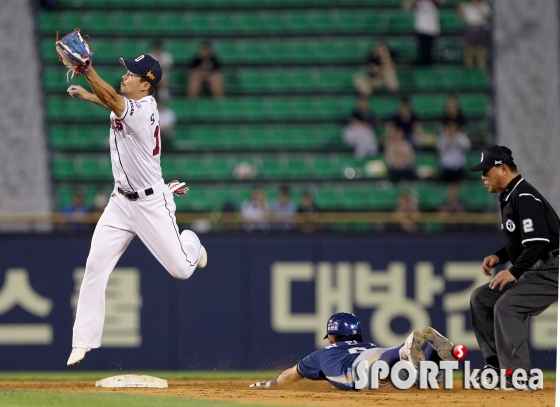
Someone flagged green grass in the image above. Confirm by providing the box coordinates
[0,390,284,407]
[0,371,280,381]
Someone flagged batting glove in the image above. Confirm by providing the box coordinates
[249,380,274,389]
[167,180,189,196]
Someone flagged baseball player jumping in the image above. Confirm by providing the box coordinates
[249,312,456,390]
[56,31,208,366]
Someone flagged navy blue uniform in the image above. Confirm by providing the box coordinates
[297,341,378,390]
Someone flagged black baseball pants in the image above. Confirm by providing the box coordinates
[470,258,558,371]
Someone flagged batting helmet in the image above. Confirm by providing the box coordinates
[323,312,363,339]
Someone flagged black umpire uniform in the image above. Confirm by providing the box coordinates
[469,145,559,373]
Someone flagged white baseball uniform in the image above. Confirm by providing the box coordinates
[72,95,205,350]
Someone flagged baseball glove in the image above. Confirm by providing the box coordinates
[55,29,93,81]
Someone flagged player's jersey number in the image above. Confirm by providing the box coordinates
[347,347,367,354]
[153,125,160,156]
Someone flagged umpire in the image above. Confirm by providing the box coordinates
[469,145,559,385]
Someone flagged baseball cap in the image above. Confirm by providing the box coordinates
[470,145,515,172]
[120,54,162,87]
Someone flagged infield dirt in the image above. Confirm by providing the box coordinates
[0,379,554,407]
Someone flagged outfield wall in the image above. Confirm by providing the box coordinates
[0,234,556,371]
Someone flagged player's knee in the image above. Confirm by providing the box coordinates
[166,262,196,281]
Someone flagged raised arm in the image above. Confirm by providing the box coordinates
[67,85,110,110]
[83,67,126,117]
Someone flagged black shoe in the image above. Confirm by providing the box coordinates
[475,364,499,387]
[494,375,529,391]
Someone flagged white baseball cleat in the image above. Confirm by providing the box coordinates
[180,230,207,269]
[422,327,455,361]
[67,347,88,366]
[197,245,208,268]
[399,330,425,369]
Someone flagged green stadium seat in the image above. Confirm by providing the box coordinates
[387,38,417,62]
[466,70,490,90]
[340,187,368,210]
[397,70,415,91]
[78,156,112,180]
[365,185,399,211]
[413,184,448,211]
[414,68,441,90]
[53,157,75,180]
[182,157,207,180]
[439,10,465,33]
[175,187,212,211]
[315,187,340,211]
[50,126,108,150]
[439,67,467,90]
[437,38,464,62]
[371,97,400,118]
[285,156,311,179]
[412,95,446,118]
[459,183,493,211]
[206,156,234,180]
[386,10,413,32]
[459,94,488,117]
[311,156,339,178]
[56,186,75,209]
[260,156,284,179]
[161,157,181,179]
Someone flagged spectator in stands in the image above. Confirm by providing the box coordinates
[219,200,237,232]
[384,122,417,183]
[390,97,422,148]
[241,186,269,232]
[353,40,399,96]
[298,190,320,233]
[92,189,107,216]
[439,183,467,232]
[393,190,421,233]
[439,183,466,213]
[61,191,90,232]
[269,186,297,231]
[459,0,491,69]
[187,42,224,99]
[403,0,444,66]
[148,40,174,101]
[341,96,379,159]
[157,98,177,148]
[442,94,467,132]
[436,120,471,183]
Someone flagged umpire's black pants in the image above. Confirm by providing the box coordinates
[470,257,558,371]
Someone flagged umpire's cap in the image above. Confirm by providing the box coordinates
[323,312,363,339]
[120,54,162,87]
[470,145,515,172]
